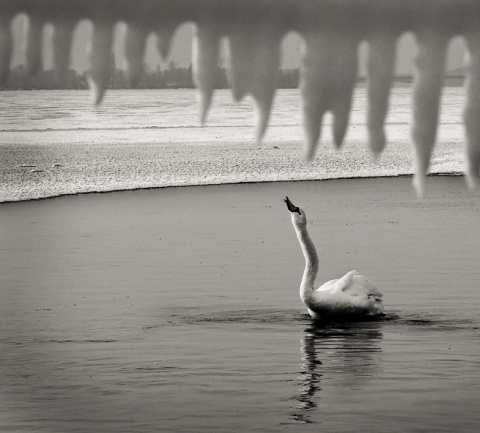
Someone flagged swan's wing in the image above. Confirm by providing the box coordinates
[332,271,383,298]
[316,279,338,292]
[331,270,358,293]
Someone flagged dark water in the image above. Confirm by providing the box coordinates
[1,178,479,432]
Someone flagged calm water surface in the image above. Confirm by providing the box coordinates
[1,178,479,432]
[0,87,466,145]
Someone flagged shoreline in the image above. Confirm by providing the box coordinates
[0,171,465,205]
[0,138,467,203]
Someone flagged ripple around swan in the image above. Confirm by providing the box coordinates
[145,308,479,334]
[41,338,119,344]
[163,308,308,326]
[386,311,479,331]
[152,308,397,329]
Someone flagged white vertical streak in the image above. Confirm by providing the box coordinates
[464,32,480,190]
[366,34,397,158]
[87,22,114,105]
[156,22,178,60]
[300,33,331,161]
[331,38,358,149]
[25,15,43,75]
[51,21,74,85]
[250,33,280,143]
[300,32,358,160]
[227,27,281,143]
[411,31,448,197]
[0,15,12,85]
[227,31,252,102]
[192,24,221,125]
[124,24,148,87]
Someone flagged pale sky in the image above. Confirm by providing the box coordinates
[11,14,466,75]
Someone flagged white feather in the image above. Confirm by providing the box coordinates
[287,199,384,321]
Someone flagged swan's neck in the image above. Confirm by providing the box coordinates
[294,225,319,302]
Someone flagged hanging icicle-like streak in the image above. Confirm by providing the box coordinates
[300,32,358,161]
[124,25,148,88]
[228,26,282,143]
[366,34,397,159]
[0,14,12,86]
[464,32,480,191]
[87,21,114,105]
[192,22,222,125]
[411,31,449,197]
[1,0,480,193]
[24,15,44,76]
[51,21,75,85]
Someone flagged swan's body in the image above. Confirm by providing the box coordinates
[285,197,384,321]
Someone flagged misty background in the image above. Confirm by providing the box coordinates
[9,14,466,78]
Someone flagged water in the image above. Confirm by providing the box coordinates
[0,87,466,146]
[0,87,468,201]
[1,178,479,432]
[1,87,478,431]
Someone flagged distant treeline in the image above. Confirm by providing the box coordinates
[2,60,465,90]
[2,61,300,90]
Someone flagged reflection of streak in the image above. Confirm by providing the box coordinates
[290,322,383,424]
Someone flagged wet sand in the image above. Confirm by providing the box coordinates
[1,177,479,432]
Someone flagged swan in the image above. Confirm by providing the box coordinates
[285,196,384,321]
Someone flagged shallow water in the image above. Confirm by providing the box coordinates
[0,86,465,145]
[1,178,479,432]
[0,87,468,202]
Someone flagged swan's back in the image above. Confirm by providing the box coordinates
[342,273,382,298]
[307,271,384,320]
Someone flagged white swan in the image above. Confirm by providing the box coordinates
[285,196,384,321]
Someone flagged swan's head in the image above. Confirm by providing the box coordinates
[284,196,307,227]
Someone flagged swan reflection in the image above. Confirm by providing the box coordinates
[290,320,383,424]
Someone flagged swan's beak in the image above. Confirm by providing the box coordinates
[284,196,301,215]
